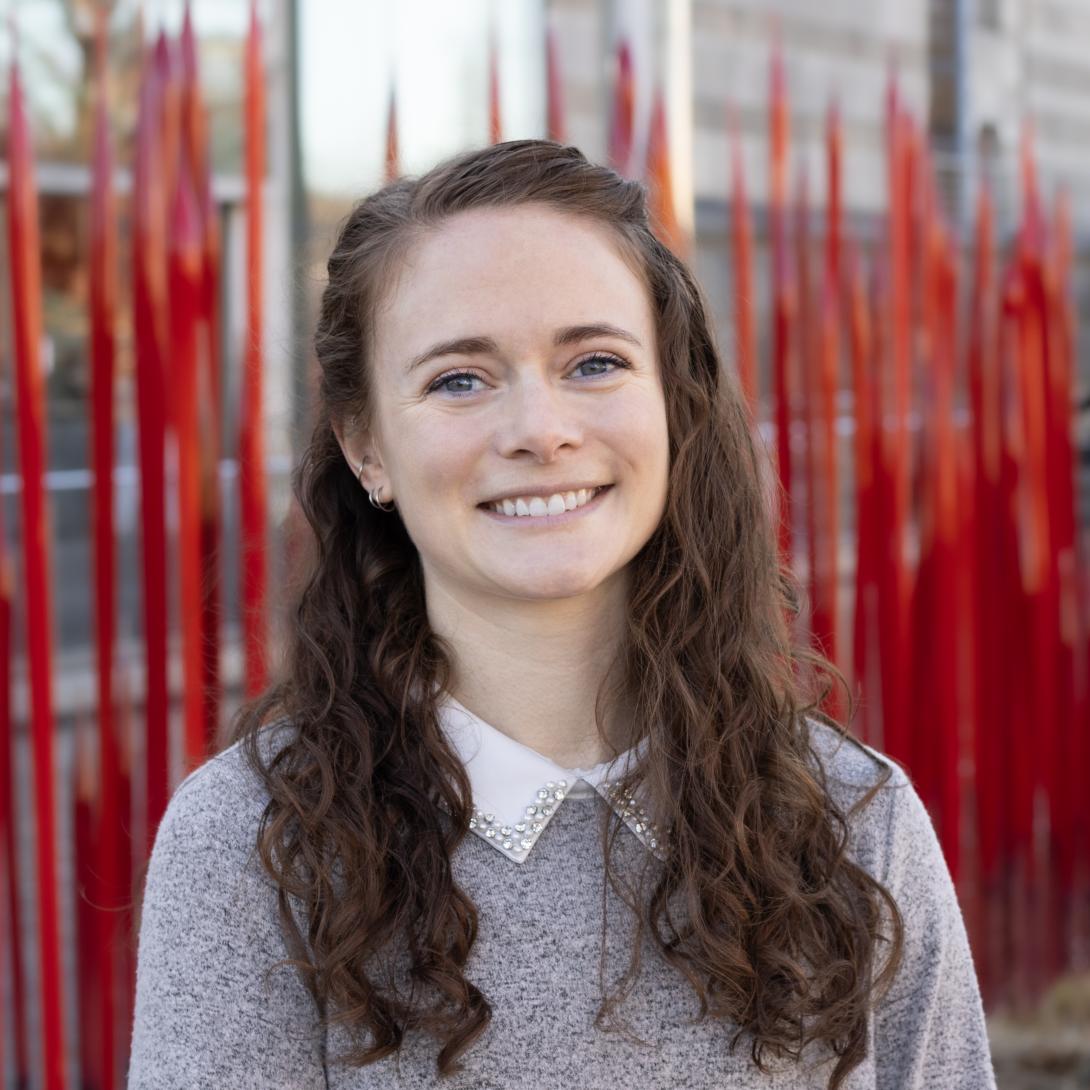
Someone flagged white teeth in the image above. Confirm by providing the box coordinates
[489,486,605,517]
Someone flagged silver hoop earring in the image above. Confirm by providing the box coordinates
[355,459,395,511]
[367,481,396,512]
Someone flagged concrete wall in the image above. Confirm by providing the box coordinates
[692,0,930,216]
[967,0,1090,234]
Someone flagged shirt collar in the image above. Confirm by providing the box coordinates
[437,693,669,865]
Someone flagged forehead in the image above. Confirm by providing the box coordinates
[373,205,653,364]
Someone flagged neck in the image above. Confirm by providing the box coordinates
[424,572,634,769]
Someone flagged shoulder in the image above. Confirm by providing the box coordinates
[802,715,909,795]
[798,721,993,1052]
[130,717,328,1085]
[170,716,297,807]
[149,717,298,868]
[800,715,919,882]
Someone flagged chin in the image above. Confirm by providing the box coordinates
[495,565,621,601]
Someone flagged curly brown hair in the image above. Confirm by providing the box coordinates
[226,139,904,1088]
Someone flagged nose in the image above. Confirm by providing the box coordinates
[494,374,583,463]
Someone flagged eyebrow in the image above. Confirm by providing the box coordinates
[405,322,643,374]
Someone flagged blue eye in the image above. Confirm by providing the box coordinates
[573,353,628,377]
[427,372,484,396]
[425,353,629,397]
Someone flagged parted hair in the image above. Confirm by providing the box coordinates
[226,139,904,1088]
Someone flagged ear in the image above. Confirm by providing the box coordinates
[332,417,387,493]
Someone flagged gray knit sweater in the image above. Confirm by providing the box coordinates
[127,719,997,1088]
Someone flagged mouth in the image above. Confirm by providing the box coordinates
[477,484,613,523]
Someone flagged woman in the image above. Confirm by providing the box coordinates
[128,140,995,1088]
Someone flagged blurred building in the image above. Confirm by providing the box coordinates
[1,0,1089,729]
[3,3,1090,1082]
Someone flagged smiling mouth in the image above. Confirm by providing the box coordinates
[478,484,613,520]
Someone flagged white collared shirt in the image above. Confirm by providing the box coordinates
[437,693,669,865]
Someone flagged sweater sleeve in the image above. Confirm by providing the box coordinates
[127,746,327,1089]
[870,770,996,1090]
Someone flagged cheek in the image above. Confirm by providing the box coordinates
[604,389,670,468]
[396,415,482,492]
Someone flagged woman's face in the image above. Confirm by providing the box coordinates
[348,203,670,606]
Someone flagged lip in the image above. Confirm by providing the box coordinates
[478,482,611,506]
[478,484,614,524]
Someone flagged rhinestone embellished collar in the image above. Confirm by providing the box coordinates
[436,694,669,865]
